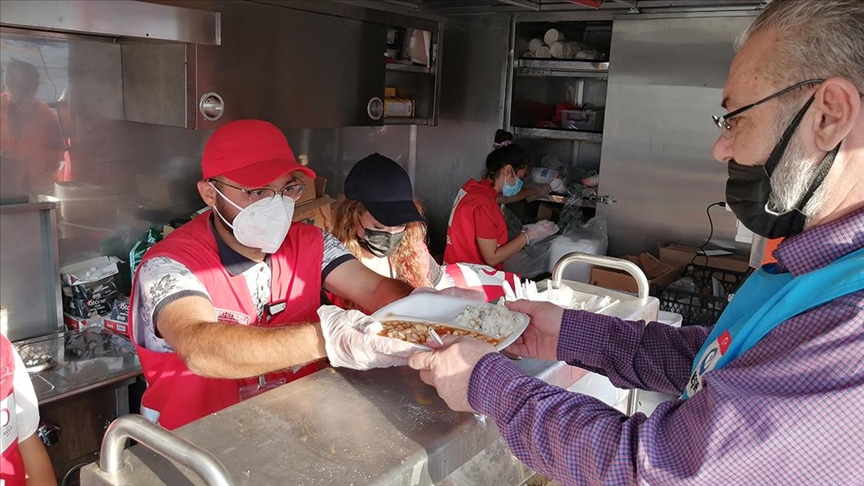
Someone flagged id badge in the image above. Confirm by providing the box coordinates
[239,375,287,401]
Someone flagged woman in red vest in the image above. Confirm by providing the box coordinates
[1,333,57,486]
[444,130,558,272]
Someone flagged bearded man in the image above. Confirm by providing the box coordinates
[408,1,864,483]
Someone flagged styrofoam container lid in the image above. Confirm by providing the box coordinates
[528,38,545,53]
[550,41,566,58]
[544,28,565,46]
[657,311,683,327]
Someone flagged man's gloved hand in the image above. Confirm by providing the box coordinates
[523,220,559,245]
[317,306,420,370]
[411,286,486,301]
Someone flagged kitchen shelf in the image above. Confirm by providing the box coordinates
[514,59,609,78]
[512,127,602,143]
[386,63,432,74]
[384,117,429,125]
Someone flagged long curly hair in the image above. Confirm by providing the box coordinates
[331,198,432,289]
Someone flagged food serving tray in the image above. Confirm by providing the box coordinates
[371,294,529,351]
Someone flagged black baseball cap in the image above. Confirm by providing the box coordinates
[344,153,423,227]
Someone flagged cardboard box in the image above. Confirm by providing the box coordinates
[384,87,397,98]
[295,175,328,207]
[536,202,561,223]
[103,296,130,337]
[103,318,129,337]
[659,244,749,273]
[61,256,122,318]
[293,196,336,231]
[590,253,681,294]
[64,313,102,331]
[401,28,431,66]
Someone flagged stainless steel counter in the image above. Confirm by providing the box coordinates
[81,359,588,486]
[79,277,659,486]
[15,328,142,405]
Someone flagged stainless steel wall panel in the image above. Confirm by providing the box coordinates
[283,125,413,199]
[178,0,387,129]
[0,29,411,297]
[415,15,511,253]
[597,15,754,256]
[120,43,190,128]
[0,203,64,341]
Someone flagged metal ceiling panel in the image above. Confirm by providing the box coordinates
[372,0,764,16]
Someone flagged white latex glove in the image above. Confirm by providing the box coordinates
[523,220,559,245]
[317,306,421,370]
[412,286,486,301]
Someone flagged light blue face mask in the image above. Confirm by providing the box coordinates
[502,174,523,197]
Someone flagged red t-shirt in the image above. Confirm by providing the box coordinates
[444,179,508,270]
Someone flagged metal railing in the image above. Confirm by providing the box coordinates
[100,415,234,486]
[552,252,650,302]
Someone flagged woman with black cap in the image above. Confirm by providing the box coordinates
[331,154,444,304]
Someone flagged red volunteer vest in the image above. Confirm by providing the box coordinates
[444,179,508,270]
[129,212,325,430]
[1,335,26,486]
[0,93,64,187]
[443,263,518,302]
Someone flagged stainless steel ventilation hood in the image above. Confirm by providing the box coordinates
[0,0,221,45]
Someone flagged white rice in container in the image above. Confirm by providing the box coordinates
[454,303,529,339]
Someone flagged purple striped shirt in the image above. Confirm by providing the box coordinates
[468,208,864,485]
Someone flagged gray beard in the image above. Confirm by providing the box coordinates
[767,135,827,220]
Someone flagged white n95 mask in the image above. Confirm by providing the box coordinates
[210,183,295,253]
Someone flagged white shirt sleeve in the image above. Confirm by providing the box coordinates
[132,256,211,353]
[12,350,39,441]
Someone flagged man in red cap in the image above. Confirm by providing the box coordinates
[129,120,416,430]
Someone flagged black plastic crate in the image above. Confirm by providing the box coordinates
[657,264,746,326]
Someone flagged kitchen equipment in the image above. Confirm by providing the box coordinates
[539,253,659,414]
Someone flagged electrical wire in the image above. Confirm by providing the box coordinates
[690,201,726,268]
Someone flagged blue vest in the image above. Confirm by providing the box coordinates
[682,247,864,399]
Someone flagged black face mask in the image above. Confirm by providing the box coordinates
[359,227,406,258]
[725,95,839,239]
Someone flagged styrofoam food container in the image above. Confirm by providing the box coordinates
[544,28,565,45]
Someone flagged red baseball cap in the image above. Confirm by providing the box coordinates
[202,119,315,187]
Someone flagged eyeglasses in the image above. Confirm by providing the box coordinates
[208,178,306,203]
[712,79,824,139]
